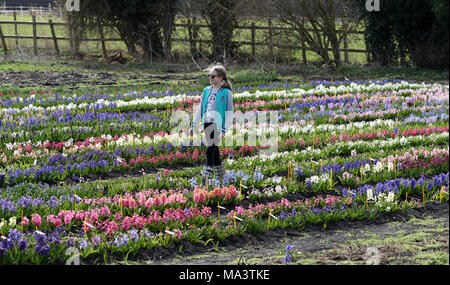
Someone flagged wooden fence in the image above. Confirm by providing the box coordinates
[0,13,368,63]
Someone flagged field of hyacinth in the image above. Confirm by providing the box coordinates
[0,79,448,265]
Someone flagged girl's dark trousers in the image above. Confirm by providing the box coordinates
[202,122,225,186]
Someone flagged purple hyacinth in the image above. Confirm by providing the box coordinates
[283,244,293,264]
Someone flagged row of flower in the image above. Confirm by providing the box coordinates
[1,186,438,264]
[0,123,447,185]
[0,85,448,139]
[2,115,447,166]
[2,85,446,125]
[1,103,447,146]
[1,90,447,149]
[0,81,436,113]
[2,109,446,160]
[1,149,447,219]
[0,81,448,264]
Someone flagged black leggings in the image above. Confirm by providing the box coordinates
[204,122,222,166]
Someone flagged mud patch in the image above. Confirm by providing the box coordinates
[0,69,201,90]
[0,71,116,88]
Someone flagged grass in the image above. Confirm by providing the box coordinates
[0,56,448,96]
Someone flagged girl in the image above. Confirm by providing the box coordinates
[191,64,234,187]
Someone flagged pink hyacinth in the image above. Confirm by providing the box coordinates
[64,214,74,225]
[235,206,245,216]
[145,198,154,209]
[153,196,161,207]
[31,214,42,227]
[200,206,212,217]
[325,195,341,206]
[194,189,206,203]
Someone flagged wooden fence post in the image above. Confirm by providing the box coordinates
[251,21,255,59]
[268,19,273,58]
[98,24,107,58]
[49,19,60,55]
[13,12,19,47]
[302,41,307,64]
[188,17,199,58]
[0,24,7,56]
[32,15,38,56]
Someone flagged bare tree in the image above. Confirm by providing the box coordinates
[189,0,239,64]
[247,0,358,67]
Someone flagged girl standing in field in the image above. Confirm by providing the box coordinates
[191,64,234,187]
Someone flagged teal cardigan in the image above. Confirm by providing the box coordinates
[192,86,233,134]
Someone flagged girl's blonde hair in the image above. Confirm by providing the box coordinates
[207,64,232,89]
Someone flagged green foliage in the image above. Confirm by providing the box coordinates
[198,0,240,62]
[350,0,448,69]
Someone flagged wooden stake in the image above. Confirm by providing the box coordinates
[267,209,272,230]
[120,194,123,216]
[405,192,408,202]
[330,168,333,190]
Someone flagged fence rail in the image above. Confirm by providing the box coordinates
[0,13,368,63]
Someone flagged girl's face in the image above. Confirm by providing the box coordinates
[208,71,223,85]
